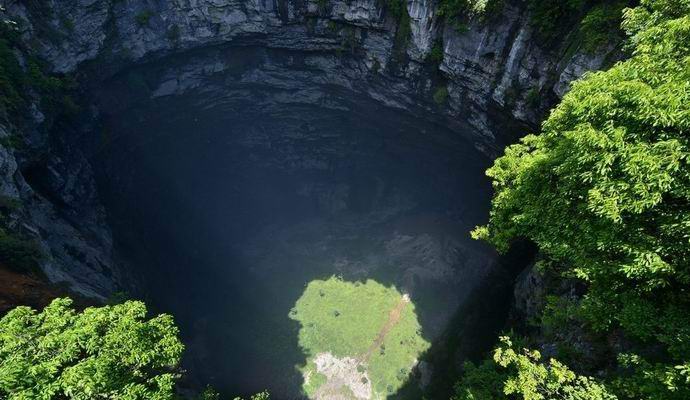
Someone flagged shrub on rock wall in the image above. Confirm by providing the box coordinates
[438,0,505,22]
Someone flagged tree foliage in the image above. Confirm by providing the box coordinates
[470,0,690,398]
[438,0,504,22]
[453,359,507,400]
[579,2,628,53]
[0,9,78,123]
[0,15,26,116]
[0,298,184,399]
[454,337,615,400]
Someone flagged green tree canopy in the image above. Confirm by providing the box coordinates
[471,0,690,398]
[454,337,616,400]
[0,298,184,400]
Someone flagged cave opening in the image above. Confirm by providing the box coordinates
[86,46,513,399]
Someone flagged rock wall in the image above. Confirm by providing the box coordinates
[9,0,620,147]
[0,0,621,297]
[0,109,128,298]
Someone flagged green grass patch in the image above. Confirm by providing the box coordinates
[303,360,328,394]
[290,277,429,398]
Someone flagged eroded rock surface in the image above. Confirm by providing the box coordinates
[0,0,618,318]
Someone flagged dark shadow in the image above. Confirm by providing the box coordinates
[87,45,525,399]
[391,241,537,399]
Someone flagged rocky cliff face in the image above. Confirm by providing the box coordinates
[11,0,619,147]
[0,98,128,298]
[0,0,620,297]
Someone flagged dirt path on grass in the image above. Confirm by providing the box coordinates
[311,294,412,400]
[360,293,410,362]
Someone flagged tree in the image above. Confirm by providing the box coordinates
[453,359,507,400]
[0,298,184,399]
[470,0,690,398]
[454,337,616,400]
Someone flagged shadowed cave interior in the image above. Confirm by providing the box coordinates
[85,46,525,399]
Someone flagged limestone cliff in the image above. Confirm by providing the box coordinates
[0,0,621,297]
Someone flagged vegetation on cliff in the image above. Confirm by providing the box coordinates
[438,0,631,54]
[0,12,77,124]
[458,0,690,398]
[0,9,80,279]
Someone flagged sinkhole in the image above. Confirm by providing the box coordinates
[82,46,525,399]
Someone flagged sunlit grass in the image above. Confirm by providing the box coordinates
[290,277,429,399]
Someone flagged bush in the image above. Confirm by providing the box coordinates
[427,41,444,64]
[454,337,615,400]
[525,87,540,108]
[540,295,580,336]
[433,86,449,104]
[383,0,407,20]
[0,298,184,399]
[389,2,412,60]
[438,0,504,21]
[579,2,627,53]
[0,27,26,115]
[527,0,585,41]
[453,359,506,400]
[496,337,615,400]
[0,229,41,274]
[0,19,78,122]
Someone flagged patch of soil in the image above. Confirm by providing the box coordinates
[362,294,410,362]
[0,264,92,315]
[313,353,372,400]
